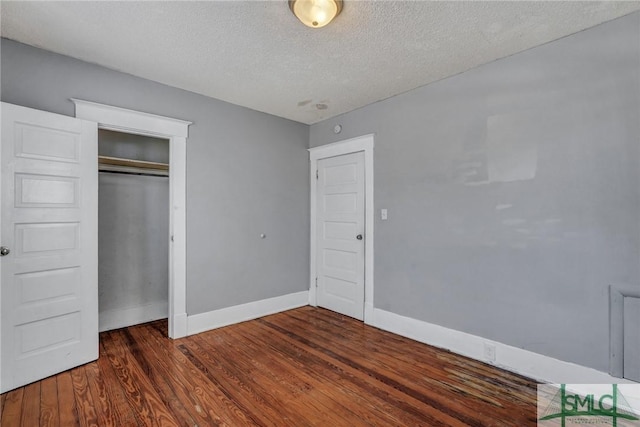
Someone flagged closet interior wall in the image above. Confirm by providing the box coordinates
[98,129,170,332]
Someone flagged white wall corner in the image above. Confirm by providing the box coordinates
[371,308,635,385]
[186,291,309,336]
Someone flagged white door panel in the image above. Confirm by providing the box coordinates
[316,151,365,320]
[1,102,98,393]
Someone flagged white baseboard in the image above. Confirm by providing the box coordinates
[99,301,168,332]
[370,308,635,384]
[187,291,309,336]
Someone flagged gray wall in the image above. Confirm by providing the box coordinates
[310,12,640,372]
[98,130,169,321]
[1,38,310,315]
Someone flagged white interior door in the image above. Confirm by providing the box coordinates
[316,151,365,320]
[1,102,98,393]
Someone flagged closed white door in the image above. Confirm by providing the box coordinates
[0,102,98,393]
[316,151,365,320]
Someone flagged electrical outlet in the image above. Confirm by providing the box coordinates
[484,343,496,362]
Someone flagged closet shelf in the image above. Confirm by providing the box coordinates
[98,156,169,177]
[98,155,169,171]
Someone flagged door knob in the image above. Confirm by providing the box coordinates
[0,246,10,256]
[356,234,363,240]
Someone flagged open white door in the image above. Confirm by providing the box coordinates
[0,102,98,393]
[316,151,365,320]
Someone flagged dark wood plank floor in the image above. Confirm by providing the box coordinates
[0,306,539,426]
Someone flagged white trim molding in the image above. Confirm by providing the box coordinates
[609,285,640,379]
[72,99,191,339]
[187,291,309,336]
[71,99,191,138]
[371,308,636,384]
[99,302,168,333]
[308,134,375,323]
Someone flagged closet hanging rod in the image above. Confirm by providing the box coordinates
[98,155,169,171]
[99,168,169,178]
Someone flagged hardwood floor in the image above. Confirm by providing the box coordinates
[0,306,539,426]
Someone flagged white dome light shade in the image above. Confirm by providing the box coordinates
[289,0,343,28]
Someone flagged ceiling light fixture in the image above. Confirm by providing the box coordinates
[289,0,343,28]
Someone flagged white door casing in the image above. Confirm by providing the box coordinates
[309,134,374,323]
[0,102,98,393]
[316,152,365,320]
[71,99,191,339]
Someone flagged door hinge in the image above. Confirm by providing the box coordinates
[316,169,319,180]
[315,277,318,288]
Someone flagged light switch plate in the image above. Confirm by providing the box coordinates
[381,209,388,220]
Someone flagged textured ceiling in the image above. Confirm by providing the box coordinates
[2,1,639,125]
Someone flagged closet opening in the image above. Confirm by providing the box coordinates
[97,129,171,332]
